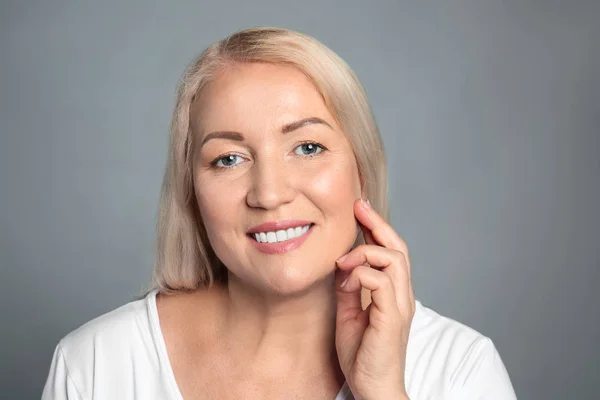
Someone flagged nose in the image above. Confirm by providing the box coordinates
[246,156,296,210]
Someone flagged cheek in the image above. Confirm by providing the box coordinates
[309,157,361,205]
[194,176,244,240]
[308,158,361,236]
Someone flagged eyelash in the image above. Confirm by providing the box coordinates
[209,141,327,170]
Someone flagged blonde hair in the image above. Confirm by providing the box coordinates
[148,27,388,294]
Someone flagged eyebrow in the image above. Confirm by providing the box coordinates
[200,117,333,148]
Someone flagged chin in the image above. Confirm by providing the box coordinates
[257,263,335,296]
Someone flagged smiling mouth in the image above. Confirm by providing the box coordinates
[247,223,315,244]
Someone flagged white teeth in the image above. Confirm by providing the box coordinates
[253,224,312,243]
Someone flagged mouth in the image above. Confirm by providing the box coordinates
[247,223,315,244]
[246,222,315,254]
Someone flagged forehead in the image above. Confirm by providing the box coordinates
[190,63,334,134]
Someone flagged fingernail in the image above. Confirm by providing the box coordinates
[336,254,348,263]
[362,198,371,208]
[340,277,349,288]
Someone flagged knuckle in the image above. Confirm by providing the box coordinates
[394,235,409,255]
[350,244,368,257]
[397,242,409,257]
[391,249,408,265]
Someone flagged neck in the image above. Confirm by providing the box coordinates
[216,272,340,377]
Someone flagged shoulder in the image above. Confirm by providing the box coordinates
[406,300,516,398]
[409,299,488,354]
[42,291,178,399]
[58,293,154,359]
[55,292,161,386]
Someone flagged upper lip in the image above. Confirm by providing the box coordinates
[247,220,313,234]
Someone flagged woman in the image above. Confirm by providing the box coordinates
[43,27,516,399]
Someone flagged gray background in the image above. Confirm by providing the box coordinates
[1,0,598,398]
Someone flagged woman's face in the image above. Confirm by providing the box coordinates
[191,63,362,294]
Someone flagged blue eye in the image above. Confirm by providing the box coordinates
[295,142,324,156]
[213,154,243,168]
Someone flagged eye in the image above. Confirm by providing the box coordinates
[294,142,325,157]
[212,154,244,168]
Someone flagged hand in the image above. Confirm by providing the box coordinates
[335,199,415,400]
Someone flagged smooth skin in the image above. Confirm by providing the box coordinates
[157,63,413,400]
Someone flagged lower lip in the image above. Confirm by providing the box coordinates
[248,225,314,254]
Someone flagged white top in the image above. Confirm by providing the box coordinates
[42,291,517,399]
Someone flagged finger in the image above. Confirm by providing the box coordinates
[354,199,412,280]
[353,199,416,315]
[358,221,375,310]
[334,267,362,314]
[337,245,413,314]
[336,245,399,271]
[354,199,408,255]
[359,221,376,246]
[338,265,400,317]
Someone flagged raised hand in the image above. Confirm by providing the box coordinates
[335,199,415,400]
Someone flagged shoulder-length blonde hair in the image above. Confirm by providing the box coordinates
[149,27,388,294]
